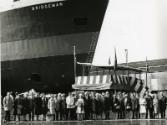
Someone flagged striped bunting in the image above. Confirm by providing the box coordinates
[95,75,100,85]
[82,76,87,85]
[137,80,144,93]
[123,76,128,85]
[117,75,121,84]
[111,75,117,84]
[134,79,142,92]
[134,80,144,93]
[73,74,143,92]
[76,76,81,85]
[75,75,112,85]
[89,76,94,85]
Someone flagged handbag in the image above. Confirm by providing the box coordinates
[4,106,8,111]
[126,105,131,110]
[116,105,120,109]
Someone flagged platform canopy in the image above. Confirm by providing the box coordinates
[72,74,143,92]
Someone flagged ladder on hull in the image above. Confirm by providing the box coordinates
[83,32,99,75]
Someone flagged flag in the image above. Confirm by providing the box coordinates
[114,48,117,71]
[146,57,149,72]
[73,46,77,78]
[113,48,118,85]
[108,57,111,65]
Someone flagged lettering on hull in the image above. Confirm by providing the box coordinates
[31,2,63,11]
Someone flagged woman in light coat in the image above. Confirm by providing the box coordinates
[48,94,56,120]
[75,94,84,120]
[153,94,159,118]
[139,94,146,119]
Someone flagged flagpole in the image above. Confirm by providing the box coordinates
[125,49,129,91]
[73,46,76,79]
[108,56,111,74]
[145,57,148,91]
[125,49,129,76]
[114,48,117,92]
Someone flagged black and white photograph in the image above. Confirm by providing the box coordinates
[0,0,167,125]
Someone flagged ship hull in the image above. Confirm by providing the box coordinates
[1,0,108,95]
[1,53,88,94]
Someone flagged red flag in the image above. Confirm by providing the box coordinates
[114,48,117,71]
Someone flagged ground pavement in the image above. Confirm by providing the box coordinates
[1,119,167,125]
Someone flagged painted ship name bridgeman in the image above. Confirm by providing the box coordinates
[31,2,64,11]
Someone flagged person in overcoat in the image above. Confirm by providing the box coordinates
[90,93,97,120]
[104,91,112,120]
[13,93,18,121]
[158,92,167,119]
[41,94,48,121]
[95,93,102,119]
[22,93,30,121]
[114,93,122,119]
[145,91,154,119]
[124,94,132,119]
[3,92,14,122]
[55,93,62,120]
[60,94,67,120]
[15,95,23,121]
[29,93,35,121]
[84,92,92,120]
[131,93,139,119]
[34,93,42,120]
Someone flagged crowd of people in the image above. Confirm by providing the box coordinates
[2,89,167,122]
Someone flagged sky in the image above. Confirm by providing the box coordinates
[93,0,167,66]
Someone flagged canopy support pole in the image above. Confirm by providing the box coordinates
[73,46,76,79]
